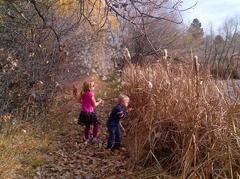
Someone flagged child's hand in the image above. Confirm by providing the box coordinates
[97,98,103,104]
[128,107,134,112]
[121,127,127,137]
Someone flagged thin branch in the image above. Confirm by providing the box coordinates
[29,0,61,48]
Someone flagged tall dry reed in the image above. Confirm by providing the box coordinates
[122,62,240,178]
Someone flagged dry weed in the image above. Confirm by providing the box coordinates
[122,62,240,178]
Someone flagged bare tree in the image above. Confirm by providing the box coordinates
[203,18,240,78]
[0,0,83,120]
[0,0,189,121]
[76,0,188,57]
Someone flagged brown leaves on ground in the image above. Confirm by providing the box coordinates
[34,94,134,178]
[1,79,150,178]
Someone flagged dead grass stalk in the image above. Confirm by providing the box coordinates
[122,62,240,178]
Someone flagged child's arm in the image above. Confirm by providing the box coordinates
[117,109,128,119]
[119,121,126,133]
[91,96,103,107]
[123,111,128,118]
[116,105,132,119]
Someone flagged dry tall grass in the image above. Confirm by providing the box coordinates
[122,62,240,178]
[0,119,50,178]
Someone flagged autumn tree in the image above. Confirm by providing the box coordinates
[0,0,188,121]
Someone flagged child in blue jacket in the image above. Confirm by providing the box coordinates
[106,94,130,151]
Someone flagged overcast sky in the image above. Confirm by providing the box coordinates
[181,0,240,32]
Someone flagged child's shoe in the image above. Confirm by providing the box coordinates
[105,147,112,152]
[111,144,126,152]
[84,140,89,145]
[105,146,111,150]
[111,145,120,152]
[83,137,89,145]
[92,138,99,144]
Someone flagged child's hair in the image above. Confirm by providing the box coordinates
[118,94,129,103]
[80,81,94,97]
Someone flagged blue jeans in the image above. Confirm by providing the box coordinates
[107,124,121,149]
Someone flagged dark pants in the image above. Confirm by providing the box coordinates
[84,122,99,140]
[107,124,121,149]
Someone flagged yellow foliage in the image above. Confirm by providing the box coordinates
[59,0,78,14]
[58,0,119,61]
[59,0,119,30]
[108,15,119,29]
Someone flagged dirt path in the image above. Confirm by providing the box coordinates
[34,95,135,178]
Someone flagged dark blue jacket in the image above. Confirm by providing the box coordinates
[107,104,128,126]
